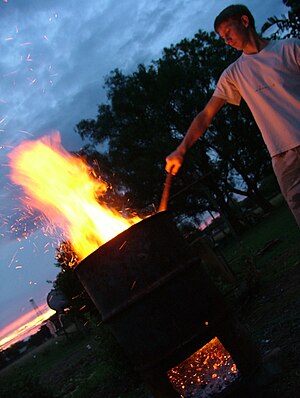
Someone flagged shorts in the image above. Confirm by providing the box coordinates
[272,146,300,228]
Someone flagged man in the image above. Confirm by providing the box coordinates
[165,4,300,227]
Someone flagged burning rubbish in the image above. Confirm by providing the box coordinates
[167,337,240,397]
[8,132,142,262]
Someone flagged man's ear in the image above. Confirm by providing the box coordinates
[241,15,249,28]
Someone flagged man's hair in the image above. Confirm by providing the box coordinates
[214,4,255,32]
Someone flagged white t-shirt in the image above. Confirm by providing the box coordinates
[213,38,300,157]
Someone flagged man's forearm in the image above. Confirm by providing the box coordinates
[177,111,211,155]
[165,96,224,174]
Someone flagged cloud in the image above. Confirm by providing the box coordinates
[0,0,288,152]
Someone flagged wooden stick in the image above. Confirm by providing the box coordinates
[158,173,173,212]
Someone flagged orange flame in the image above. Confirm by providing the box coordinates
[8,132,142,263]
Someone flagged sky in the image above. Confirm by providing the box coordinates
[0,0,288,344]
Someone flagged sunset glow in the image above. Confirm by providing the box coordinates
[0,305,55,351]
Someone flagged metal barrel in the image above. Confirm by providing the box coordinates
[74,212,228,371]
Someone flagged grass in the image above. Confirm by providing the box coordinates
[0,326,150,398]
[217,200,299,281]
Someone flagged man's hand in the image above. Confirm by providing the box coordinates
[165,148,185,175]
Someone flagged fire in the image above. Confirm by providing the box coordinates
[8,132,142,263]
[167,337,239,397]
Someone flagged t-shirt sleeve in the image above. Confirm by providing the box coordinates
[213,69,241,106]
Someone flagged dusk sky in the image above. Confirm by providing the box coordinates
[0,0,288,340]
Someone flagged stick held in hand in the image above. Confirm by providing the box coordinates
[158,172,173,212]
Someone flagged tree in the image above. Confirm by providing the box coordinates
[26,325,51,348]
[261,0,300,38]
[206,100,273,212]
[53,241,100,322]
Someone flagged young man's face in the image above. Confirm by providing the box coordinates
[217,17,249,51]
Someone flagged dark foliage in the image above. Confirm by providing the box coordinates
[52,241,101,324]
[261,0,300,38]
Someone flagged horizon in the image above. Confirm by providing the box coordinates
[0,304,55,352]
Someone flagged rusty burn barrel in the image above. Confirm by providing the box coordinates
[75,212,228,364]
[74,211,259,397]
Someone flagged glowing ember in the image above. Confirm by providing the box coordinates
[167,337,240,397]
[8,132,142,263]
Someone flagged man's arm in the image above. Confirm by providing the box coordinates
[165,96,226,174]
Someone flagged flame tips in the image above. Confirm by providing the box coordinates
[8,132,142,265]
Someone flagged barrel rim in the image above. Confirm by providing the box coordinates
[73,210,171,272]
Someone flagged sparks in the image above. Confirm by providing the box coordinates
[19,42,32,46]
[8,251,18,268]
[18,130,34,136]
[3,70,17,77]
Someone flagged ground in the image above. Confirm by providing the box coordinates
[238,262,300,397]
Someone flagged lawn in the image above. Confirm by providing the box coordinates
[0,328,151,398]
[219,199,299,278]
